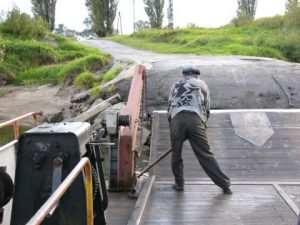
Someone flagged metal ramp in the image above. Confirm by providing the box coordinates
[129,110,300,225]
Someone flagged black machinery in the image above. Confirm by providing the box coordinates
[0,167,14,224]
[10,122,108,225]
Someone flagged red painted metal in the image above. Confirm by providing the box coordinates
[0,111,43,140]
[118,65,146,190]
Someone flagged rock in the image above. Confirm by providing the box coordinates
[44,111,64,123]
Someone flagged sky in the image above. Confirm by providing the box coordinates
[0,0,287,34]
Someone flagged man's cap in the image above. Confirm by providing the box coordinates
[182,67,200,75]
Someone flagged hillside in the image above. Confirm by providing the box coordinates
[0,34,112,86]
[110,16,300,63]
[0,9,113,87]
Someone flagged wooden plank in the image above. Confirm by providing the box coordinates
[273,184,299,215]
[157,181,300,185]
[158,127,300,141]
[149,112,160,176]
[143,111,300,224]
[106,192,137,225]
[70,94,121,123]
[267,112,300,127]
[280,185,300,210]
[127,176,155,225]
[158,111,300,128]
[143,184,298,225]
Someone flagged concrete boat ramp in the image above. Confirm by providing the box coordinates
[123,109,300,225]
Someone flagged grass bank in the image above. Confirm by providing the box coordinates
[0,35,112,85]
[0,9,112,85]
[110,16,300,63]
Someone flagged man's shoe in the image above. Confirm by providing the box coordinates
[223,187,233,194]
[172,184,184,192]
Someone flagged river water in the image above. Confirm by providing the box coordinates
[0,125,31,147]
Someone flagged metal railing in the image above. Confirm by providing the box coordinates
[0,111,43,140]
[26,157,94,225]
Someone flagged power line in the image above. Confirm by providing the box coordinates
[117,12,122,35]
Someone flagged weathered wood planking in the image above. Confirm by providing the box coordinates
[152,111,300,182]
[143,184,298,225]
[131,111,300,225]
[106,192,136,225]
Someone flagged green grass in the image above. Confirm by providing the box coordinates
[101,66,123,83]
[15,53,111,85]
[109,16,300,62]
[1,10,112,85]
[90,85,103,97]
[75,71,97,89]
[0,33,112,85]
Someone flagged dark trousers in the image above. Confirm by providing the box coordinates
[170,111,231,188]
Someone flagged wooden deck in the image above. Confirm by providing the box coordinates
[127,110,300,225]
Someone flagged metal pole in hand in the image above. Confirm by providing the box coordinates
[137,148,172,178]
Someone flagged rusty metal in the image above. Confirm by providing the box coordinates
[0,111,43,140]
[26,157,94,225]
[117,65,146,190]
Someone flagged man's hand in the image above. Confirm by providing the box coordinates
[168,116,171,123]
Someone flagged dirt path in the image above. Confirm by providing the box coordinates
[80,40,300,111]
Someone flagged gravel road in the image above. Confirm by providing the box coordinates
[80,40,300,111]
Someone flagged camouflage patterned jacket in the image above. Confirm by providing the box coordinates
[167,77,210,123]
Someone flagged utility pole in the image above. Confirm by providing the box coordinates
[133,0,136,32]
[117,12,122,35]
[167,0,174,29]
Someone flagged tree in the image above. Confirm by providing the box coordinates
[285,0,300,27]
[85,0,118,37]
[144,0,164,28]
[31,0,57,31]
[236,0,257,19]
[286,0,299,13]
[134,20,150,32]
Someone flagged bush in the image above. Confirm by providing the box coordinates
[279,32,300,62]
[75,71,97,89]
[255,16,285,29]
[231,14,254,27]
[0,8,48,40]
[284,3,300,28]
[0,63,15,84]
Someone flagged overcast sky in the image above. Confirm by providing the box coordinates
[1,0,286,34]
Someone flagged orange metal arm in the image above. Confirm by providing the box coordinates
[118,65,146,190]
